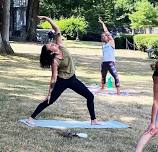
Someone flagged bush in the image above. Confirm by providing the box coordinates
[38,21,52,29]
[39,16,88,40]
[58,16,88,40]
[134,34,158,51]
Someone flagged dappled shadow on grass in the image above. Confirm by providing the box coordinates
[72,53,153,97]
[73,53,153,77]
[117,56,153,76]
[0,49,158,151]
[0,85,157,152]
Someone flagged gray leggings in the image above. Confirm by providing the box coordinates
[101,61,120,87]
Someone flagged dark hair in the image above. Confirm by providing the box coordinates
[40,45,56,68]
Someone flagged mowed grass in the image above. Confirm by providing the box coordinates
[0,40,158,152]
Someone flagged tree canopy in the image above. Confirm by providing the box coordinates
[129,0,158,29]
[39,0,158,33]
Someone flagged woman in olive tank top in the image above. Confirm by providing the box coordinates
[27,16,100,125]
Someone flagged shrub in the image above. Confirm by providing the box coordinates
[39,21,52,29]
[134,34,158,51]
[39,16,88,40]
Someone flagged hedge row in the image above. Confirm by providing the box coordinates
[134,34,158,51]
[39,16,88,40]
[134,34,158,58]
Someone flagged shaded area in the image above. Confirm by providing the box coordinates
[0,42,157,152]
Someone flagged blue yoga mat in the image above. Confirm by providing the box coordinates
[19,119,129,129]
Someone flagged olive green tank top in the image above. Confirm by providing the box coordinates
[55,46,75,79]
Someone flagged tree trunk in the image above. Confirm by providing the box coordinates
[0,0,14,54]
[26,0,39,41]
[0,33,14,54]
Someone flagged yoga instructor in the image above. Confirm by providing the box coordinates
[27,16,100,125]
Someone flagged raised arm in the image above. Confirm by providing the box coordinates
[38,16,62,45]
[98,17,109,33]
[98,17,115,48]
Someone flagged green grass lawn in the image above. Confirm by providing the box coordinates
[0,40,157,152]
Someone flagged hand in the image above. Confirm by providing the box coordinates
[98,17,103,23]
[47,94,51,104]
[44,94,51,104]
[144,123,155,135]
[37,16,48,20]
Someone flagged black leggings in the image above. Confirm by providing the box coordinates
[101,61,120,87]
[31,75,96,120]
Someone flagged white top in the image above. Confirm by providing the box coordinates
[102,43,115,62]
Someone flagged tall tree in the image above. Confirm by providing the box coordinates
[26,0,39,41]
[129,0,158,30]
[0,0,14,54]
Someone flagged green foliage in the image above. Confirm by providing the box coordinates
[39,16,88,40]
[39,21,52,29]
[39,0,57,17]
[129,0,158,29]
[39,0,116,34]
[39,0,158,40]
[115,0,136,11]
[134,34,158,53]
[114,0,136,28]
[56,16,88,39]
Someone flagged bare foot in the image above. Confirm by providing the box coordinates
[100,83,104,90]
[91,119,102,125]
[26,117,35,125]
[95,88,104,93]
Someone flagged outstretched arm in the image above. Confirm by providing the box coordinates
[98,17,115,48]
[98,17,109,33]
[38,16,62,45]
[47,60,58,104]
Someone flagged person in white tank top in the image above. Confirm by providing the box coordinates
[102,43,115,62]
[98,17,120,95]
